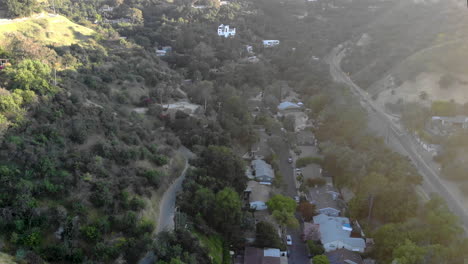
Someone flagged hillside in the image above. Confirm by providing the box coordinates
[0,13,95,46]
[341,0,468,90]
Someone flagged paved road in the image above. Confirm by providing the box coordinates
[139,146,194,264]
[272,135,311,264]
[326,44,468,233]
[156,146,194,233]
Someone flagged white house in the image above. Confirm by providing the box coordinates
[218,24,236,38]
[263,40,280,47]
[313,214,366,253]
[155,46,172,56]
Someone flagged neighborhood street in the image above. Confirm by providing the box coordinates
[326,43,468,233]
[273,134,310,264]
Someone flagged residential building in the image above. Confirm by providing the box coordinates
[277,101,301,112]
[313,214,366,253]
[155,46,172,56]
[244,181,270,211]
[246,45,254,54]
[263,40,280,47]
[325,249,363,264]
[251,159,275,183]
[244,247,288,264]
[431,115,468,129]
[309,184,343,217]
[99,5,114,12]
[218,24,236,38]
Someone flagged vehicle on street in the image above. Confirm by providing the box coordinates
[288,157,293,163]
[286,235,292,245]
[294,196,299,203]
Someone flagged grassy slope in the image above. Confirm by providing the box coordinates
[194,232,229,264]
[0,13,95,46]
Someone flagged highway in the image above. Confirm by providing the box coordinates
[326,43,468,233]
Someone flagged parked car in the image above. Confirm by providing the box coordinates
[294,196,300,203]
[287,157,293,163]
[286,235,292,246]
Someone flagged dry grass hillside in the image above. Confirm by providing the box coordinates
[0,13,95,46]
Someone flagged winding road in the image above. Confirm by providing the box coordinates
[139,146,194,264]
[326,43,468,233]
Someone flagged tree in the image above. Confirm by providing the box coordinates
[127,8,143,24]
[392,239,426,264]
[272,209,299,236]
[266,195,296,214]
[307,240,324,256]
[6,59,55,95]
[5,0,41,18]
[297,202,316,221]
[213,188,242,238]
[312,255,330,264]
[439,74,457,89]
[255,221,283,249]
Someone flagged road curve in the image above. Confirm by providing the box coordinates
[326,44,468,233]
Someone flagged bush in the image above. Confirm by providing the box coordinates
[307,240,324,256]
[296,156,323,167]
[142,169,164,187]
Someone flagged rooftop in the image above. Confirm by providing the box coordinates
[246,181,271,203]
[313,214,366,251]
[251,159,274,179]
[309,184,342,211]
[325,248,363,264]
[277,101,301,111]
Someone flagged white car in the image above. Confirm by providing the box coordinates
[286,235,292,246]
[294,196,300,203]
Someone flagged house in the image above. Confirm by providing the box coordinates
[155,46,173,56]
[263,40,280,48]
[99,5,114,12]
[313,214,366,253]
[431,116,468,129]
[251,159,275,183]
[246,45,254,54]
[244,181,270,211]
[309,184,343,217]
[244,247,288,264]
[218,24,236,38]
[325,249,363,264]
[277,101,301,112]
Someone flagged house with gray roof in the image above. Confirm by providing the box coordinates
[244,181,271,211]
[309,184,344,217]
[244,247,288,264]
[251,159,275,183]
[313,214,366,253]
[325,248,363,264]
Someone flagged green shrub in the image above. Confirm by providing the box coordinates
[142,169,164,187]
[307,240,324,256]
